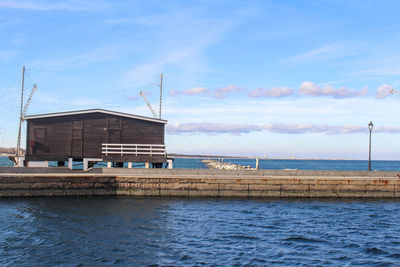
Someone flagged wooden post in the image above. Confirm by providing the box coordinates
[128,162,132,168]
[167,159,173,169]
[83,159,88,171]
[256,158,259,170]
[145,162,150,168]
[107,162,112,168]
[68,158,73,169]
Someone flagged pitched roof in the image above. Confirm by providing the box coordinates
[24,108,168,124]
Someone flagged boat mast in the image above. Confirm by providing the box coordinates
[159,73,163,119]
[16,66,25,158]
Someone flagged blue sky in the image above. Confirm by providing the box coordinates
[1,0,400,159]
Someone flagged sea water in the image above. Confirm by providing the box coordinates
[1,156,400,171]
[2,157,400,265]
[1,197,400,265]
[173,158,400,171]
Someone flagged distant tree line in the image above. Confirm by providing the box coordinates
[0,147,24,154]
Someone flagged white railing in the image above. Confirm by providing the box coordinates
[102,143,166,157]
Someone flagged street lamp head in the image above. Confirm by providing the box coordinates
[368,121,374,131]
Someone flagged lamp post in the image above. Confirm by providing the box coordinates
[368,121,374,171]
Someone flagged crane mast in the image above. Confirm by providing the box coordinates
[139,73,164,119]
[391,88,400,95]
[139,91,158,118]
[22,84,37,118]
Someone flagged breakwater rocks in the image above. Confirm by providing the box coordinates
[202,159,254,170]
[2,168,400,198]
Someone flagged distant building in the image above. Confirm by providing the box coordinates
[24,109,168,168]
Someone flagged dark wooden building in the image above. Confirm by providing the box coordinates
[24,109,167,165]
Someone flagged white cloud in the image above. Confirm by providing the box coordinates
[214,85,243,99]
[248,87,293,98]
[375,126,400,134]
[171,81,371,100]
[263,123,315,134]
[264,123,370,135]
[169,87,210,97]
[376,84,394,99]
[167,122,263,135]
[312,125,365,135]
[299,81,368,98]
[299,81,319,96]
[166,122,393,135]
[169,85,243,99]
[182,87,209,96]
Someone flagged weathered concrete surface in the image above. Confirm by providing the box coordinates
[1,168,400,198]
[0,174,117,197]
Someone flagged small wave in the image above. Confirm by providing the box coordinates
[283,236,326,243]
[112,259,125,265]
[223,234,260,240]
[180,254,193,261]
[389,253,400,259]
[239,210,255,215]
[363,247,387,255]
[261,224,280,230]
[250,257,268,264]
[344,243,360,249]
[333,255,351,261]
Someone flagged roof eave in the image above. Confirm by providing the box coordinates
[24,108,168,124]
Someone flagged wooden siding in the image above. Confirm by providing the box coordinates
[26,112,165,162]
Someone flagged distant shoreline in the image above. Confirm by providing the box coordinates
[167,154,399,161]
[0,153,398,162]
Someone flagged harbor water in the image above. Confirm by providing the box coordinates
[1,197,400,265]
[1,156,400,171]
[1,157,400,265]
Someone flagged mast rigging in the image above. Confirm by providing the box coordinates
[15,66,38,165]
[16,66,25,158]
[139,91,158,118]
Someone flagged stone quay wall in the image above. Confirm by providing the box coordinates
[1,168,400,198]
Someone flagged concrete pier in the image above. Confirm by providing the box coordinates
[1,168,400,198]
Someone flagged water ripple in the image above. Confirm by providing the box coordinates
[1,197,400,265]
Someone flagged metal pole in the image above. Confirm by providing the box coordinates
[159,73,163,119]
[368,127,372,171]
[16,66,25,158]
